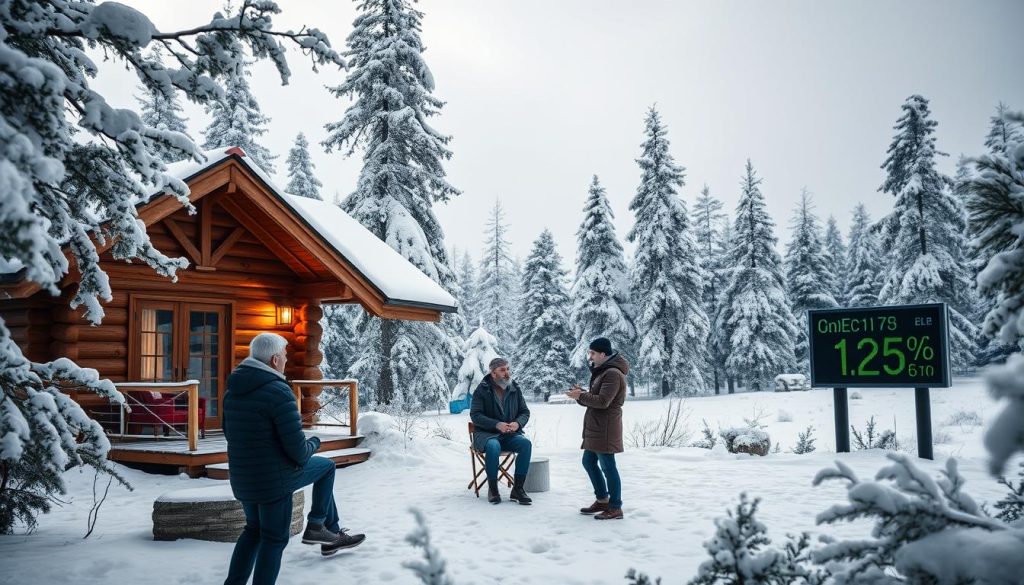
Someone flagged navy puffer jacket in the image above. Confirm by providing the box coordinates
[222,360,320,503]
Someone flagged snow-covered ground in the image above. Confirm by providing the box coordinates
[2,376,1016,585]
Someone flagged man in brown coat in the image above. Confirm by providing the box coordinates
[565,337,629,520]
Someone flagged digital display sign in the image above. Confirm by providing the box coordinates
[808,303,950,388]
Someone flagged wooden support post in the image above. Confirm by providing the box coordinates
[292,384,302,414]
[187,382,199,452]
[349,381,358,437]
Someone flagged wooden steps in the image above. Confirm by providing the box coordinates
[205,446,371,480]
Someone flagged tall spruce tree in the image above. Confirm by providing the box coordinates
[0,0,343,533]
[784,190,838,374]
[846,204,884,308]
[322,0,463,405]
[709,216,736,393]
[876,95,979,371]
[454,251,480,337]
[824,215,849,306]
[285,132,323,199]
[714,160,796,391]
[966,109,1024,346]
[135,48,189,163]
[628,107,709,396]
[693,184,729,392]
[985,102,1023,157]
[201,54,278,174]
[569,176,634,375]
[451,323,499,402]
[515,230,574,399]
[476,201,518,348]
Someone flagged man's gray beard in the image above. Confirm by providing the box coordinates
[494,377,510,389]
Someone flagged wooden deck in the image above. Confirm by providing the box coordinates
[107,427,368,475]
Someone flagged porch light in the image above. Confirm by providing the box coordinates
[276,304,293,326]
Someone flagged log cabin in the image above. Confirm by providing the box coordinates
[0,147,457,473]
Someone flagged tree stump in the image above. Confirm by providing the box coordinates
[153,485,304,542]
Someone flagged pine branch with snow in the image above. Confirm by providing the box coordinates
[845,204,884,308]
[403,508,456,585]
[515,230,575,400]
[813,455,1020,583]
[135,47,190,163]
[628,107,710,395]
[285,132,323,199]
[823,215,848,307]
[570,176,635,375]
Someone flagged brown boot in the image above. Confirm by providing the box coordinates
[579,500,610,515]
[594,508,624,520]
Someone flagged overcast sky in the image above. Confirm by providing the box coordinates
[99,0,1024,266]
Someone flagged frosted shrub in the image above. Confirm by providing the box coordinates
[850,391,863,400]
[403,508,455,585]
[627,398,692,448]
[994,462,1024,524]
[690,419,718,449]
[932,427,954,445]
[776,409,794,423]
[943,409,983,428]
[850,416,896,450]
[792,426,817,454]
[720,427,771,457]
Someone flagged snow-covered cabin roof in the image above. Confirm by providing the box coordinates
[2,147,457,317]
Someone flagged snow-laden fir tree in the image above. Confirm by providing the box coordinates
[823,215,848,307]
[985,102,1023,157]
[515,230,575,399]
[285,132,323,199]
[709,216,736,393]
[454,251,480,337]
[450,322,499,403]
[135,47,189,163]
[876,95,979,371]
[320,304,359,380]
[784,190,838,374]
[693,184,727,316]
[323,0,463,406]
[569,176,634,377]
[0,1,343,533]
[628,107,710,396]
[476,200,518,349]
[403,509,455,585]
[714,161,796,391]
[201,52,278,174]
[845,204,884,308]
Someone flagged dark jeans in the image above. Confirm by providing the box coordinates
[582,450,622,509]
[224,456,340,585]
[484,433,532,480]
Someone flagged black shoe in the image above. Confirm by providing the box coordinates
[301,523,339,545]
[321,531,365,556]
[509,475,532,505]
[487,477,501,504]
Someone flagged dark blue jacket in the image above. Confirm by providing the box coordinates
[469,374,530,452]
[222,361,320,503]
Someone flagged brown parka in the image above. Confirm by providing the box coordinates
[577,353,630,453]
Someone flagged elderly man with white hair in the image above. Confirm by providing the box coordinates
[223,333,364,585]
[469,357,533,505]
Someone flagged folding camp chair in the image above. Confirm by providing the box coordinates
[467,421,516,497]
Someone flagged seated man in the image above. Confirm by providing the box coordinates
[470,357,533,505]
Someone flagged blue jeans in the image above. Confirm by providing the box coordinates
[224,456,340,585]
[582,450,622,509]
[484,433,532,480]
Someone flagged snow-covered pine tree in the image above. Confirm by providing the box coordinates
[693,184,729,392]
[784,190,838,375]
[985,102,1023,157]
[322,0,462,406]
[320,304,359,380]
[714,160,796,391]
[515,230,574,400]
[475,200,518,349]
[628,107,709,396]
[285,132,323,199]
[0,1,343,533]
[876,95,979,372]
[451,322,499,403]
[201,50,278,174]
[454,251,480,337]
[569,176,634,377]
[823,215,848,307]
[709,216,736,393]
[135,47,189,163]
[845,204,884,308]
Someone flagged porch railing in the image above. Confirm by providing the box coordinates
[109,381,202,451]
[289,379,359,437]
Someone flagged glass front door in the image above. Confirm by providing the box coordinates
[134,299,230,429]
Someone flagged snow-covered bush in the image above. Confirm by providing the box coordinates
[777,409,793,422]
[942,409,983,428]
[403,508,455,585]
[994,462,1024,525]
[691,419,718,449]
[450,324,499,403]
[720,427,771,457]
[850,391,863,400]
[813,455,1024,583]
[851,416,896,450]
